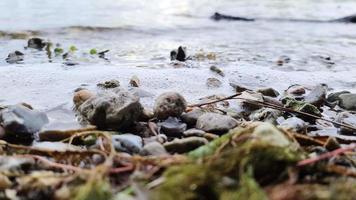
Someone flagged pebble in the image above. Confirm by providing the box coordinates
[278,117,307,133]
[206,77,222,88]
[256,88,280,97]
[336,112,356,135]
[164,137,209,154]
[5,51,24,64]
[112,134,143,154]
[304,84,327,107]
[338,93,356,111]
[129,75,141,87]
[181,108,206,126]
[210,65,225,77]
[97,79,120,89]
[73,89,95,108]
[140,142,168,156]
[27,38,46,49]
[158,117,187,137]
[196,113,239,134]
[170,46,187,62]
[153,92,187,120]
[183,128,206,137]
[286,85,306,96]
[249,108,282,124]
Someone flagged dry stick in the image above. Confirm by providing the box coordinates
[188,93,241,107]
[297,143,356,167]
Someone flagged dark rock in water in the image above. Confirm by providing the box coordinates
[338,93,356,111]
[229,82,250,93]
[5,51,24,64]
[78,89,143,130]
[326,91,350,104]
[27,38,46,50]
[129,75,140,87]
[154,92,187,120]
[112,134,143,154]
[97,79,120,89]
[181,108,206,126]
[206,77,222,88]
[324,137,341,151]
[285,85,306,96]
[164,137,208,154]
[304,84,327,107]
[210,65,225,77]
[170,46,187,62]
[278,117,307,133]
[276,55,291,66]
[0,105,49,144]
[249,108,282,124]
[256,88,280,97]
[140,142,168,156]
[336,112,356,135]
[196,113,239,134]
[158,117,187,137]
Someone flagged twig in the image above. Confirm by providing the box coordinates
[297,143,356,166]
[188,93,241,107]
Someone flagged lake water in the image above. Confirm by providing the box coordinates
[1,0,356,117]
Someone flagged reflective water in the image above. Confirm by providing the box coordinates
[1,0,356,115]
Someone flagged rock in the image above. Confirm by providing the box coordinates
[139,108,154,121]
[27,38,46,49]
[153,92,187,120]
[256,88,280,97]
[39,122,96,141]
[170,46,187,62]
[0,105,49,144]
[158,117,187,137]
[78,89,143,130]
[210,66,225,77]
[129,88,154,98]
[5,51,24,64]
[203,133,219,141]
[249,108,282,124]
[73,89,95,108]
[143,134,168,144]
[140,142,168,156]
[129,75,140,87]
[229,83,250,93]
[336,112,356,135]
[324,137,341,151]
[286,85,306,96]
[0,126,5,139]
[338,93,356,111]
[278,117,307,133]
[326,91,350,103]
[181,108,207,126]
[164,137,209,154]
[276,55,291,66]
[183,128,206,137]
[97,79,120,89]
[206,78,222,88]
[304,84,327,107]
[112,134,143,154]
[196,113,239,134]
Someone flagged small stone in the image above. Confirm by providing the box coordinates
[27,38,46,49]
[324,137,341,151]
[304,84,327,107]
[256,88,280,97]
[196,113,239,134]
[39,122,96,141]
[78,89,143,130]
[158,117,187,137]
[129,75,140,87]
[210,65,225,77]
[276,55,291,66]
[140,142,168,156]
[143,134,167,144]
[73,89,95,108]
[278,117,307,133]
[153,92,187,120]
[181,108,206,126]
[286,85,306,96]
[183,128,206,137]
[338,93,356,111]
[0,105,49,144]
[336,112,356,135]
[112,134,143,154]
[326,91,350,103]
[206,77,222,88]
[164,137,208,154]
[97,79,120,89]
[139,108,154,121]
[249,108,282,124]
[5,51,24,64]
[170,46,187,62]
[229,83,250,93]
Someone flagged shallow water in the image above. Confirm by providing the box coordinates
[1,0,356,119]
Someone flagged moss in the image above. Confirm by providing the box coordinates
[282,97,321,117]
[73,176,112,200]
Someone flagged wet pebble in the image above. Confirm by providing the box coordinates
[206,77,222,88]
[183,128,206,137]
[338,93,356,111]
[256,88,280,97]
[278,117,307,133]
[336,112,356,135]
[78,88,143,130]
[210,65,225,77]
[170,46,187,62]
[164,137,208,154]
[0,105,49,144]
[140,142,168,156]
[181,108,206,126]
[154,92,187,120]
[73,89,95,108]
[112,134,143,154]
[158,117,187,137]
[27,38,46,50]
[97,79,120,89]
[5,51,24,64]
[304,84,327,107]
[129,75,141,87]
[286,85,306,96]
[196,113,239,134]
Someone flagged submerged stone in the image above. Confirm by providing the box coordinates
[206,77,222,88]
[170,46,187,62]
[27,38,46,50]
